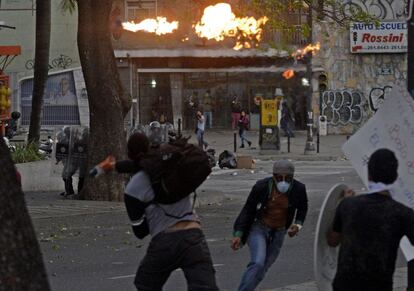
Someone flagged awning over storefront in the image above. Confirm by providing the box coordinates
[135,66,325,73]
[115,48,290,58]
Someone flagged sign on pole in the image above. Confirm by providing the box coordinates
[342,82,414,259]
[261,99,278,126]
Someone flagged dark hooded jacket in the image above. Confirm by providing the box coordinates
[233,177,308,244]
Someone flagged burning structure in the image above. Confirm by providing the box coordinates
[113,0,322,130]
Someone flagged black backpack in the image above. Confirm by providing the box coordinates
[218,150,237,169]
[139,138,212,204]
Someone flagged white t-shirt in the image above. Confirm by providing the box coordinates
[124,171,199,236]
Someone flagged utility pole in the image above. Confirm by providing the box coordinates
[304,52,316,154]
[304,6,316,155]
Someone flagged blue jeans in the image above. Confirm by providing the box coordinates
[239,128,251,146]
[238,222,286,291]
[197,129,208,148]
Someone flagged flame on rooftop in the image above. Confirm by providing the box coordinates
[122,17,179,35]
[194,3,268,50]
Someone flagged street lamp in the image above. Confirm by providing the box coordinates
[304,52,316,154]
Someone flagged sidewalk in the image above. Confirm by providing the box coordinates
[186,129,348,161]
[14,129,348,192]
[10,128,349,161]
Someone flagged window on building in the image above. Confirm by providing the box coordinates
[125,0,157,22]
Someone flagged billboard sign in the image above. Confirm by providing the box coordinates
[350,21,407,53]
[20,71,80,126]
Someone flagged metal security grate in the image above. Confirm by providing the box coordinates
[21,105,80,126]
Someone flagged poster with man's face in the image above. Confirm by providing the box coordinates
[20,72,80,125]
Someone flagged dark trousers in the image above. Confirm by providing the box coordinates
[63,177,84,195]
[333,278,392,291]
[134,228,218,291]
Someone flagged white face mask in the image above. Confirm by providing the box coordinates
[277,181,290,193]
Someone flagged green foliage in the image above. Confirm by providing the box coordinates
[251,0,378,43]
[11,143,43,164]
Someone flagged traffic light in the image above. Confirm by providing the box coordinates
[318,72,328,93]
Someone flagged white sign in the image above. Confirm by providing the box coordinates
[319,115,328,136]
[350,21,407,53]
[342,82,414,259]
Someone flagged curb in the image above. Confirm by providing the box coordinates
[253,155,347,162]
[25,188,224,219]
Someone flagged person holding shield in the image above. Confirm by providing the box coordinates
[328,148,414,291]
[231,159,308,291]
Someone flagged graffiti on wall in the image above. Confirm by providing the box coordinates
[368,85,393,112]
[25,54,73,70]
[321,90,364,126]
[341,0,408,20]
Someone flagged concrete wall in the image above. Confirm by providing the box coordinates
[16,160,78,192]
[312,1,407,134]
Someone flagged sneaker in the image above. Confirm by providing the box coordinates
[248,141,252,147]
[240,144,245,148]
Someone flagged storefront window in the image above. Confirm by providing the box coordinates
[137,71,308,129]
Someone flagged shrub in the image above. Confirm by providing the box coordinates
[11,143,43,164]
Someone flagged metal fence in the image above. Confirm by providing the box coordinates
[21,105,80,126]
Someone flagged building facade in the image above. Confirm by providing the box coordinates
[313,0,408,134]
[112,0,316,130]
[3,0,404,134]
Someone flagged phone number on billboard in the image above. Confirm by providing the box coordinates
[366,45,407,50]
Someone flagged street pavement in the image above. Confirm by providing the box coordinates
[27,157,410,291]
[20,130,408,290]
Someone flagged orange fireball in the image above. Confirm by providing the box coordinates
[283,69,295,80]
[194,3,268,50]
[122,17,179,35]
[292,42,321,59]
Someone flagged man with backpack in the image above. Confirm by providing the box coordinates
[94,132,218,290]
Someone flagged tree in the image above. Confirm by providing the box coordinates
[76,0,131,201]
[250,0,376,46]
[0,138,51,290]
[27,0,51,144]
